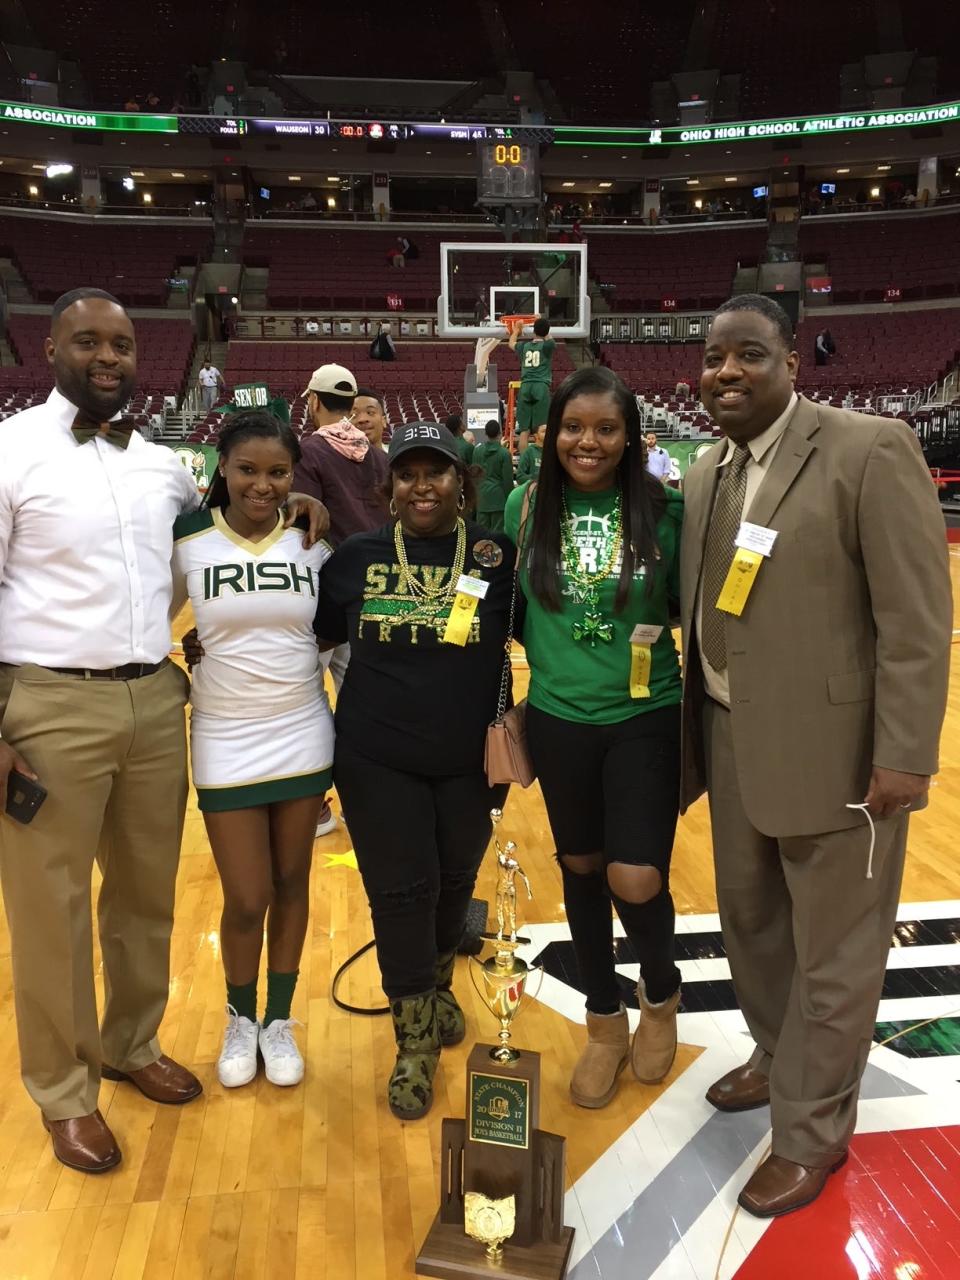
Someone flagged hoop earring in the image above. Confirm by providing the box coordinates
[457,491,465,512]
[389,498,398,517]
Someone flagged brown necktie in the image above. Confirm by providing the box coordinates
[700,444,751,672]
[71,413,136,450]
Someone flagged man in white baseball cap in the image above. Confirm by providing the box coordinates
[293,362,389,836]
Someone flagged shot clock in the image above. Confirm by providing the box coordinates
[477,139,540,205]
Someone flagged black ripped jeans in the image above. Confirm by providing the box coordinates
[334,743,509,998]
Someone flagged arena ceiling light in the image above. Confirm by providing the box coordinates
[122,176,135,190]
[28,184,38,195]
[287,174,301,181]
[326,175,339,182]
[45,163,73,178]
[836,167,850,173]
[686,179,699,185]
[30,163,44,169]
[170,170,185,177]
[724,176,738,182]
[561,181,575,188]
[877,164,891,171]
[598,182,613,188]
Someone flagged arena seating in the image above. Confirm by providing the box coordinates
[0,216,211,306]
[245,227,501,311]
[503,5,692,122]
[2,315,196,404]
[799,209,960,303]
[26,1,224,109]
[795,309,960,393]
[709,0,874,119]
[584,226,767,312]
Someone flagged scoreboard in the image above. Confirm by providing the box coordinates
[476,141,540,206]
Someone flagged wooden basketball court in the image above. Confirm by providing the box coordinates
[0,556,957,1280]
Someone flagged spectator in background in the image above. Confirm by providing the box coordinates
[446,413,475,466]
[370,321,397,361]
[472,419,514,531]
[517,422,545,483]
[814,329,835,367]
[145,91,161,111]
[301,192,317,212]
[644,431,672,482]
[198,360,225,411]
[902,190,916,207]
[353,388,389,451]
[123,95,140,111]
[675,379,691,399]
[294,364,388,828]
[398,235,419,261]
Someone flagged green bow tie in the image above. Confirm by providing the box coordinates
[71,414,136,450]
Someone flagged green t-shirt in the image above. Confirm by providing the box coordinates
[516,443,542,482]
[504,481,683,724]
[516,338,556,386]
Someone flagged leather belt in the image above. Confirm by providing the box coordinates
[47,659,168,681]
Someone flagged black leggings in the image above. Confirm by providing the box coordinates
[334,743,509,999]
[526,703,682,1010]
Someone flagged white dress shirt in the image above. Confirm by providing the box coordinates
[645,445,672,481]
[0,388,200,668]
[696,392,798,706]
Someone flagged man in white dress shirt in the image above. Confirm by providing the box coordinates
[0,289,205,1173]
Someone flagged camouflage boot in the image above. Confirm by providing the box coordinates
[388,990,441,1120]
[435,950,466,1047]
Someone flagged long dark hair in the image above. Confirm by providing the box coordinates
[525,366,666,612]
[203,410,302,511]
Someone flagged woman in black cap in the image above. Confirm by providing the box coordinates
[313,422,515,1120]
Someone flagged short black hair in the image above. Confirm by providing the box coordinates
[51,287,124,325]
[315,390,356,413]
[444,412,464,435]
[533,317,550,338]
[484,419,501,439]
[713,294,795,349]
[354,387,384,411]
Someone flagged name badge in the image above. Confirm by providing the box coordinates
[442,575,489,646]
[455,574,490,600]
[735,522,778,558]
[629,624,662,698]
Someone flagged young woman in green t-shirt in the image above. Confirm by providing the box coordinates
[504,367,684,1110]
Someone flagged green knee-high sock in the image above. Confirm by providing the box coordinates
[263,970,299,1027]
[226,978,258,1022]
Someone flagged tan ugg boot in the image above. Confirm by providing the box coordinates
[569,1007,630,1108]
[631,980,681,1084]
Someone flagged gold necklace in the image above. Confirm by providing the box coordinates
[393,518,467,623]
[560,488,623,645]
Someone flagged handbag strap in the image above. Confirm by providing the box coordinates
[496,483,536,720]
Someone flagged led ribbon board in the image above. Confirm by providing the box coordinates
[0,101,178,132]
[554,101,960,147]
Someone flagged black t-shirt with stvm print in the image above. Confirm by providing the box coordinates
[314,520,516,776]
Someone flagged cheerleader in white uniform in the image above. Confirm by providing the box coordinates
[172,411,333,1089]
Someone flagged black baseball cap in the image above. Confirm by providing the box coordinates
[387,421,461,467]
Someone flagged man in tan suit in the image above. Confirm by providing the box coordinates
[680,295,952,1217]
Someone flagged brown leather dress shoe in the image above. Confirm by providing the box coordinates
[43,1109,122,1174]
[706,1063,770,1112]
[101,1054,202,1105]
[738,1152,848,1218]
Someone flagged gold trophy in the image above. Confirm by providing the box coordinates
[417,810,575,1280]
[472,808,538,1063]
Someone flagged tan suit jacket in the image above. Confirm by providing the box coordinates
[680,395,952,837]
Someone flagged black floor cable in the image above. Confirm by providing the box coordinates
[329,898,490,1017]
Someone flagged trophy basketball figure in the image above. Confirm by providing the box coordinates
[416,811,575,1280]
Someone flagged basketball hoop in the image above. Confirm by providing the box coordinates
[501,314,539,336]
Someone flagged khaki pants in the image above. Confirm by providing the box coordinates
[0,661,189,1120]
[703,698,907,1166]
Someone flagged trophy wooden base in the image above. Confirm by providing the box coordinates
[416,1215,575,1280]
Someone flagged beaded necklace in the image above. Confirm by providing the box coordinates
[393,517,467,627]
[560,488,623,645]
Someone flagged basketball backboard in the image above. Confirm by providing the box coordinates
[437,241,589,339]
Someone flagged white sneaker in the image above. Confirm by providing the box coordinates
[217,1006,260,1088]
[259,1018,305,1086]
[315,802,338,837]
